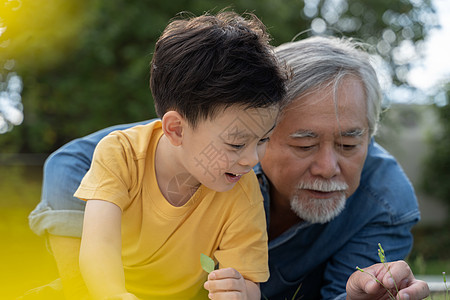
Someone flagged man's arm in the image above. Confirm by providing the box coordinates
[29,121,153,297]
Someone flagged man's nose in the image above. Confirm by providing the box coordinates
[310,146,340,179]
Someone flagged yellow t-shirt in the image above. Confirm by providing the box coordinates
[74,121,269,299]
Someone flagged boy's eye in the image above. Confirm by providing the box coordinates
[227,143,245,150]
[258,137,270,144]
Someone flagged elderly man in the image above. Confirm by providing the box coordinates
[257,36,425,299]
[28,36,429,300]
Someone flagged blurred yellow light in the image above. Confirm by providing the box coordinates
[0,0,89,71]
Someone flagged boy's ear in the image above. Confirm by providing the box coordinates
[161,111,185,146]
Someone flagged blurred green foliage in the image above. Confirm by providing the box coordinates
[421,91,450,209]
[0,0,437,153]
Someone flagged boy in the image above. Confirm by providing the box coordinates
[74,11,287,299]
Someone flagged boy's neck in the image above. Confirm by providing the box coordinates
[155,135,200,207]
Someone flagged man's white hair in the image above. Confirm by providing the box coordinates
[275,36,382,137]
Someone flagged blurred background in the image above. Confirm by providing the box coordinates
[0,0,448,298]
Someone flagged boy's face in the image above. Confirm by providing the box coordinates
[181,105,278,192]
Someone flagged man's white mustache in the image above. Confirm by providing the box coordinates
[296,179,348,192]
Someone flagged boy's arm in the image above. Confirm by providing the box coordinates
[79,199,135,299]
[204,268,261,300]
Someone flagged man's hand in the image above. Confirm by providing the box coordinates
[346,260,430,300]
[203,268,260,300]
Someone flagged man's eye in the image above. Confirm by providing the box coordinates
[296,145,314,151]
[340,144,357,150]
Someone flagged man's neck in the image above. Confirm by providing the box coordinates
[268,184,303,241]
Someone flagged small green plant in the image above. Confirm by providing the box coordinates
[289,283,302,300]
[262,283,303,300]
[356,243,400,300]
[378,243,400,297]
[200,253,216,274]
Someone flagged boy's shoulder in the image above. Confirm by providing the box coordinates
[233,170,264,206]
[104,120,162,149]
[94,120,162,164]
[109,120,161,139]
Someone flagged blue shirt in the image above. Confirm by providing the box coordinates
[29,121,419,300]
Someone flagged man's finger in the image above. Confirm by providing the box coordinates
[381,261,413,289]
[397,280,430,300]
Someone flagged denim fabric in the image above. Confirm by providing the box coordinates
[256,139,420,300]
[28,120,152,237]
[28,122,420,300]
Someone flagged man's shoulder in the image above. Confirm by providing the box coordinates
[351,140,419,224]
[50,120,155,159]
[362,140,411,188]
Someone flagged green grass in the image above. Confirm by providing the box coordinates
[428,295,448,300]
[408,223,450,279]
[408,257,450,277]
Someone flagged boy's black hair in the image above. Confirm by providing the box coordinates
[150,11,288,127]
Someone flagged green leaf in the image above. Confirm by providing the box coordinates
[200,253,215,274]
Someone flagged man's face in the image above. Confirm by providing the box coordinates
[260,76,370,223]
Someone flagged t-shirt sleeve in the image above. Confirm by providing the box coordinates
[74,132,135,210]
[214,173,269,283]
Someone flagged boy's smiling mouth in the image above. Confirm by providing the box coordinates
[225,172,244,183]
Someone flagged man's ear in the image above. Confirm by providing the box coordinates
[161,111,185,146]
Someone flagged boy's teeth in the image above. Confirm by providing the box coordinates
[228,173,240,176]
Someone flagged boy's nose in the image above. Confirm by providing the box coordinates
[238,147,259,168]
